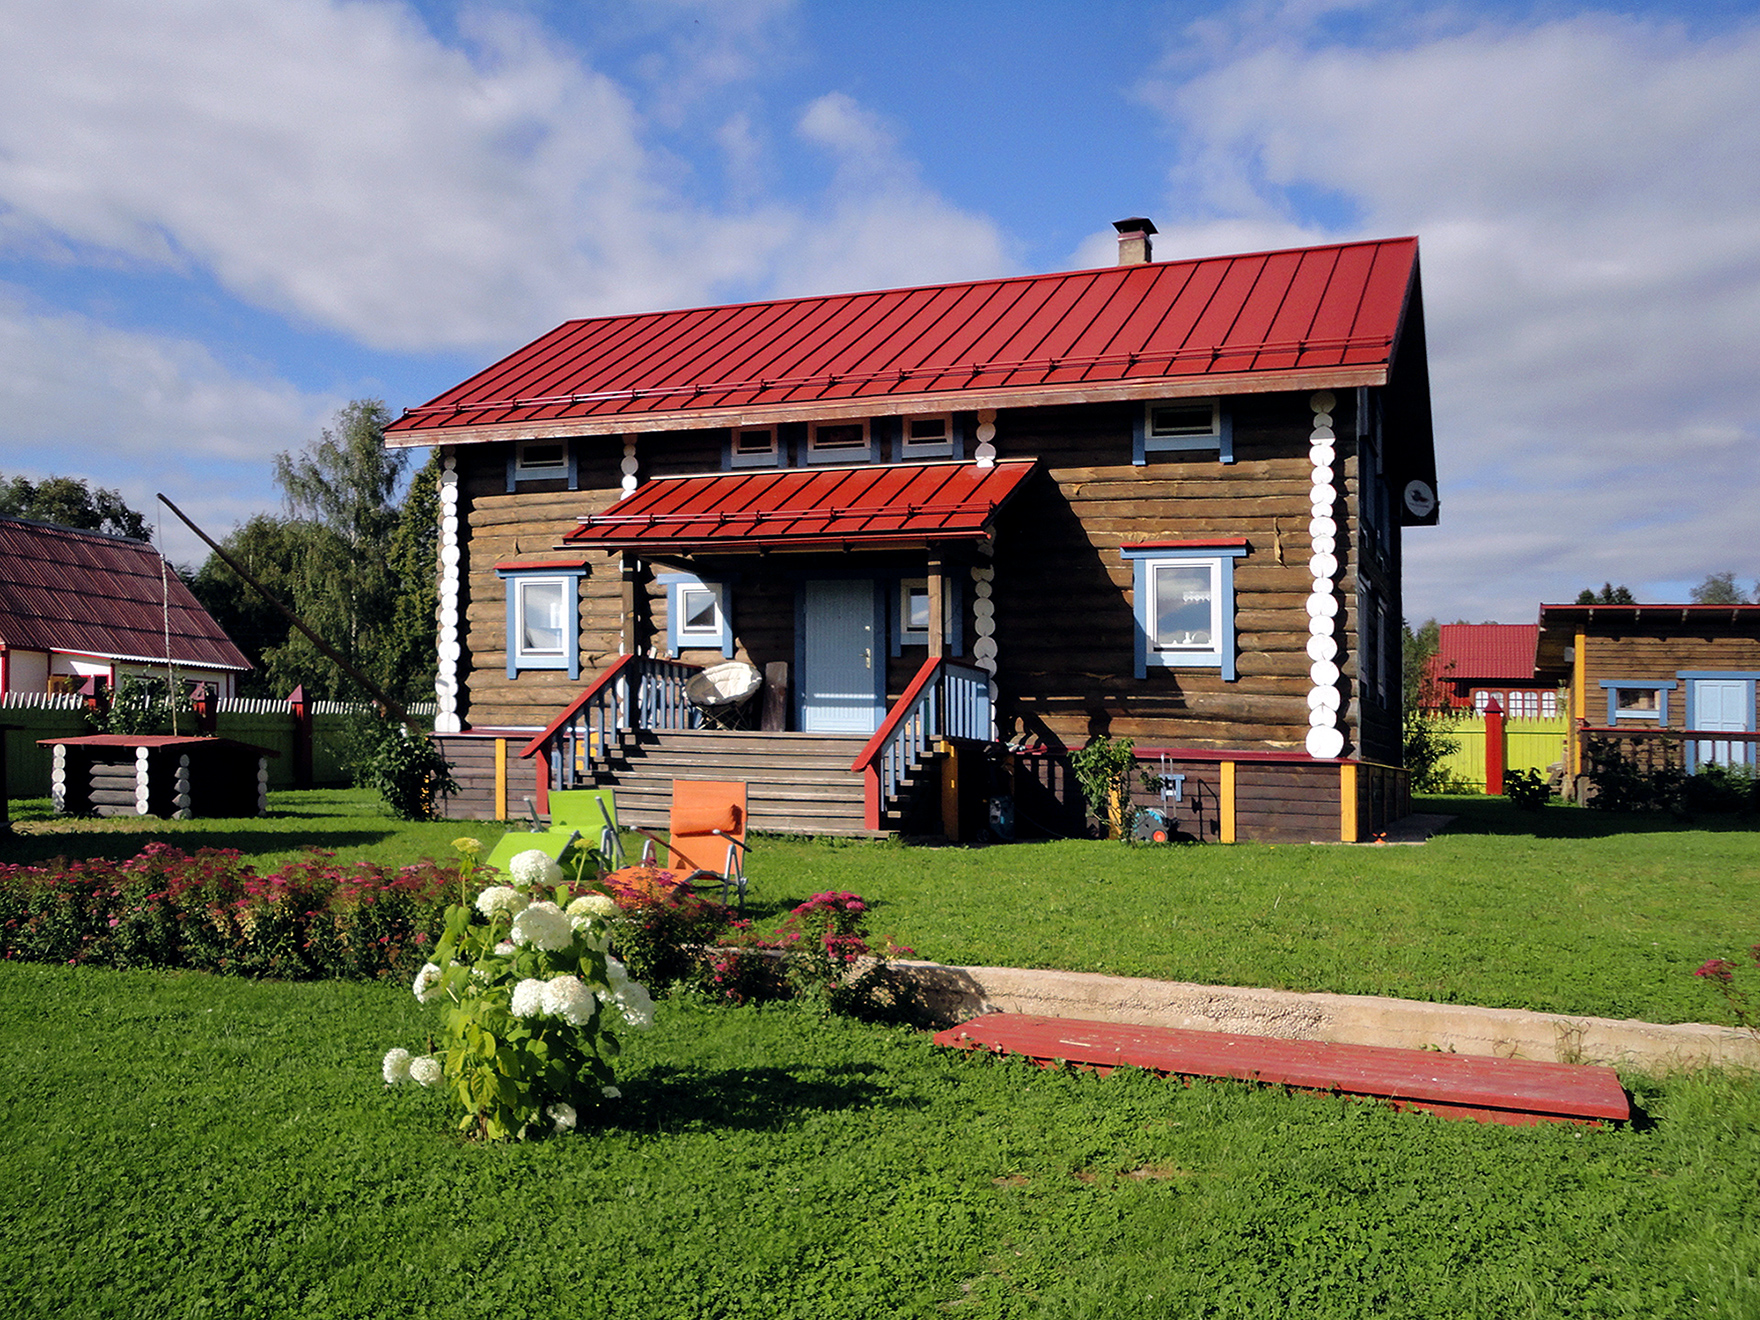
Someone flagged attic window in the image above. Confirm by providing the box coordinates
[1135,398,1233,465]
[730,425,780,469]
[900,415,955,458]
[806,419,875,464]
[515,439,567,478]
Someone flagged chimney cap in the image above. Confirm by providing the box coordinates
[1112,217,1159,235]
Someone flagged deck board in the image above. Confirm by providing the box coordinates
[932,1014,1631,1126]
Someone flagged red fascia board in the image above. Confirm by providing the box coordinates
[493,558,589,572]
[1124,538,1250,551]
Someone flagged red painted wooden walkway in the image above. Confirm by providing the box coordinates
[933,1014,1632,1127]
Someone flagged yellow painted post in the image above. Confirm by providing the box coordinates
[1570,629,1587,777]
[494,738,508,820]
[1219,761,1237,843]
[1340,762,1358,842]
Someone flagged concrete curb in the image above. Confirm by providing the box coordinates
[891,962,1760,1074]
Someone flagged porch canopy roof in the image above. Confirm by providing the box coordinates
[561,459,1037,553]
[385,236,1426,446]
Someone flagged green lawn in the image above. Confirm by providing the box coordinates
[6,789,1757,1025]
[738,796,1760,1025]
[6,962,1759,1320]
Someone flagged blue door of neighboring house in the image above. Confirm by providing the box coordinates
[1688,678,1754,769]
[800,579,883,733]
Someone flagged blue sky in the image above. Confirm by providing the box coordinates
[1,0,1756,622]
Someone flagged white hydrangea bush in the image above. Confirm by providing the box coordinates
[381,845,652,1140]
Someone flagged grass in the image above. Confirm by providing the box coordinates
[2,788,502,872]
[5,962,1758,1319]
[4,788,1756,1024]
[738,794,1760,1025]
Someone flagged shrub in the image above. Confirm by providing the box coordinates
[1694,945,1760,1036]
[0,843,453,980]
[348,718,458,820]
[599,864,735,990]
[1070,736,1136,838]
[1504,767,1552,811]
[1403,712,1463,792]
[383,843,650,1141]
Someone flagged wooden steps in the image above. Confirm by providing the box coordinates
[593,729,888,837]
[933,1014,1632,1127]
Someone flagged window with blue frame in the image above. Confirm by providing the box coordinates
[1600,679,1675,724]
[661,573,734,657]
[496,563,587,678]
[1121,540,1248,679]
[1133,398,1233,465]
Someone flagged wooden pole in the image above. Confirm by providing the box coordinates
[155,493,416,731]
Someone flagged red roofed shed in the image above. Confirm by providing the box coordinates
[0,517,250,698]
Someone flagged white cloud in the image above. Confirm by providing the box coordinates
[0,0,1012,352]
[0,285,336,566]
[1139,11,1760,618]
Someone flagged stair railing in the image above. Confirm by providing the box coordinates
[519,654,702,808]
[851,656,993,829]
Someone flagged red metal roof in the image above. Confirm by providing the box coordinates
[387,236,1421,444]
[1433,624,1540,683]
[0,518,251,672]
[562,459,1037,552]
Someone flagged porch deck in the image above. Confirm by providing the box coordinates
[933,1013,1632,1126]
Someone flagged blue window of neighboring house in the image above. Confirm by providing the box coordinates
[496,563,587,679]
[1121,541,1249,680]
[1599,679,1675,724]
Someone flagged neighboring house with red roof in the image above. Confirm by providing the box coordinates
[385,224,1440,842]
[1421,623,1560,717]
[0,517,251,698]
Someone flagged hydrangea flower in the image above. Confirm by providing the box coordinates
[412,961,444,1004]
[602,957,656,1030]
[409,1055,443,1087]
[511,900,573,952]
[549,1103,577,1132]
[476,885,529,919]
[509,850,565,889]
[509,977,548,1018]
[542,974,595,1027]
[567,893,620,919]
[601,1086,622,1100]
[382,1047,413,1085]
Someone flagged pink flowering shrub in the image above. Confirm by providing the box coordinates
[703,890,915,1020]
[1695,946,1760,1035]
[597,864,735,989]
[0,842,453,981]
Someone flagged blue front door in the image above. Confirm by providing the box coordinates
[800,579,883,733]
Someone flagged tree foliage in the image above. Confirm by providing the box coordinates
[188,401,438,702]
[1575,582,1635,604]
[1690,572,1755,605]
[0,473,152,541]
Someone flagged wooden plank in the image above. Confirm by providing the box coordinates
[934,1014,1631,1127]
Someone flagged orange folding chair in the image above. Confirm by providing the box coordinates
[637,779,750,910]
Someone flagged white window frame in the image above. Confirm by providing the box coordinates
[891,577,962,653]
[496,565,585,679]
[1121,542,1248,679]
[660,573,733,657]
[1134,398,1233,464]
[805,418,875,464]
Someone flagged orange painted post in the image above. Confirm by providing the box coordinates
[1484,699,1506,795]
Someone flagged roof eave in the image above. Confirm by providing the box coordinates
[385,365,1392,449]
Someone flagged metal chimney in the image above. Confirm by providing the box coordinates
[1113,217,1158,265]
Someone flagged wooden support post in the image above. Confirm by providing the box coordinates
[940,739,961,841]
[1484,699,1506,795]
[1219,761,1237,843]
[762,662,789,732]
[927,555,947,659]
[494,737,508,821]
[1340,761,1359,842]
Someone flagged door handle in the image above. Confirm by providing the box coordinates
[865,647,872,669]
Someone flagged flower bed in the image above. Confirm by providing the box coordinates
[0,841,454,980]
